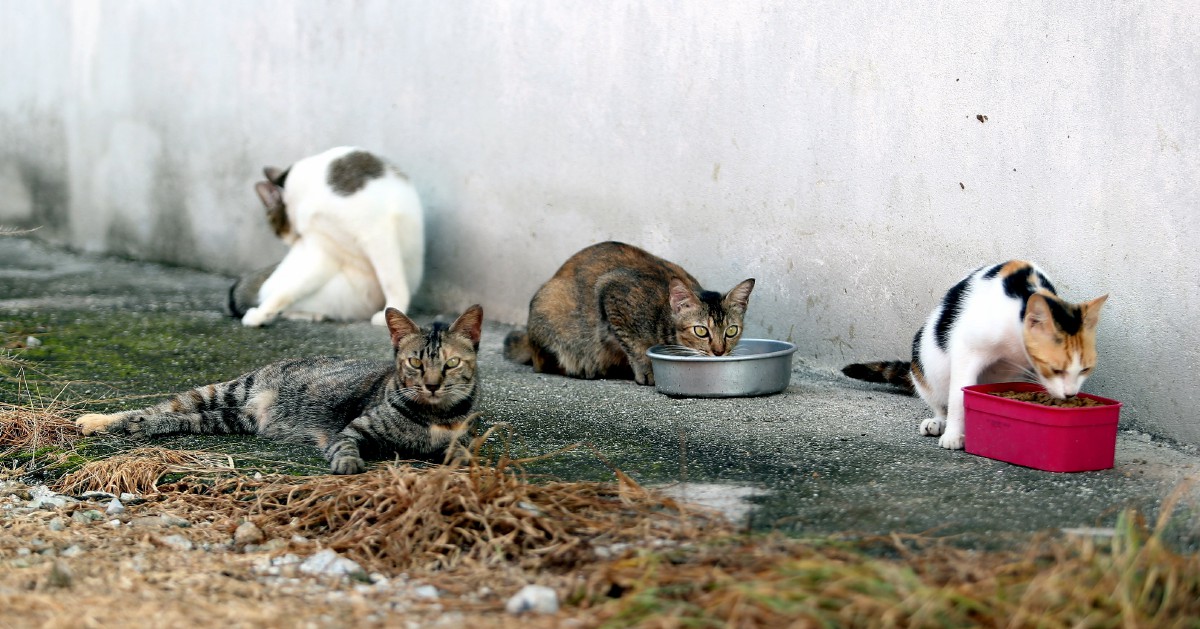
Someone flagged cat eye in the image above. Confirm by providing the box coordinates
[692,326,710,338]
[725,325,740,338]
[445,357,461,369]
[406,357,423,369]
[1052,369,1065,376]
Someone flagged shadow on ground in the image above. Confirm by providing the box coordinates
[3,238,1198,549]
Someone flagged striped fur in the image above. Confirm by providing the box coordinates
[842,261,1107,450]
[77,306,484,474]
[840,360,915,394]
[503,241,754,386]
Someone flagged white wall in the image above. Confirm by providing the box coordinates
[2,1,1197,443]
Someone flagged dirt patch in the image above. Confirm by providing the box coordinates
[3,443,1199,628]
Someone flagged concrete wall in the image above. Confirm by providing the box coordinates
[2,1,1197,443]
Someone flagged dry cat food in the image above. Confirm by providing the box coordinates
[989,391,1108,408]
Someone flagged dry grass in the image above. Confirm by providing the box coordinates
[2,404,1199,627]
[23,446,1200,628]
[152,436,730,579]
[53,446,235,495]
[0,371,80,457]
[589,488,1200,628]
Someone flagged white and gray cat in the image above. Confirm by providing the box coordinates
[227,146,424,327]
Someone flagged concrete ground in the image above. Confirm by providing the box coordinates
[3,237,1198,549]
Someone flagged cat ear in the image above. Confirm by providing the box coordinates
[385,307,421,348]
[449,304,484,349]
[1082,294,1109,330]
[1023,293,1055,336]
[724,278,756,313]
[668,279,700,315]
[255,181,284,212]
[263,166,286,186]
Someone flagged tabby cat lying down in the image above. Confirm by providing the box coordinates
[77,306,483,474]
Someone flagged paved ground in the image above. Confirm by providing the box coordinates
[3,237,1198,549]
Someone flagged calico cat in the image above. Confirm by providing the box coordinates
[842,261,1107,450]
[503,241,755,386]
[76,306,483,474]
[228,146,424,327]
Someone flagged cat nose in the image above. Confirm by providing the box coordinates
[425,381,441,393]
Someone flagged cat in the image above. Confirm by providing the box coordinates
[76,305,483,474]
[227,146,424,327]
[503,241,755,386]
[842,261,1108,450]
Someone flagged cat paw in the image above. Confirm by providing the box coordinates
[75,413,119,436]
[938,433,965,450]
[634,372,655,386]
[330,456,366,475]
[76,412,133,436]
[241,307,274,328]
[370,310,388,326]
[919,418,945,436]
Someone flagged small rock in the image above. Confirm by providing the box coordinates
[46,560,72,588]
[60,545,84,558]
[272,553,302,567]
[29,486,73,510]
[119,493,145,505]
[593,543,630,560]
[48,517,67,532]
[234,521,264,546]
[105,498,125,516]
[106,519,122,528]
[505,585,559,615]
[260,538,288,552]
[299,549,365,579]
[413,585,439,599]
[160,535,193,551]
[131,514,190,528]
[25,336,42,348]
[71,510,103,524]
[80,491,116,502]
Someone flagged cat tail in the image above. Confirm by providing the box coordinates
[841,361,915,395]
[225,264,277,318]
[503,329,534,364]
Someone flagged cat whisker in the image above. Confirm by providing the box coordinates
[997,358,1040,382]
[657,345,710,357]
[727,345,754,356]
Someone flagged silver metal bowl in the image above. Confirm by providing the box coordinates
[646,339,797,398]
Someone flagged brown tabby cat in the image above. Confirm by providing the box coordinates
[76,306,483,474]
[504,241,755,386]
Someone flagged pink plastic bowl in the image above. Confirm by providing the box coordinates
[963,382,1122,473]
